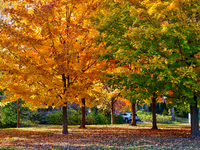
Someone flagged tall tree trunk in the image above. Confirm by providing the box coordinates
[17,99,20,128]
[171,107,175,121]
[80,98,86,128]
[190,95,200,138]
[62,104,68,134]
[62,74,68,134]
[111,97,115,124]
[130,103,136,126]
[136,101,140,111]
[152,95,158,129]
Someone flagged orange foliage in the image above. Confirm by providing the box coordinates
[0,0,105,108]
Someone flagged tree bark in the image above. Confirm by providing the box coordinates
[172,107,175,121]
[130,103,136,126]
[151,95,158,129]
[80,98,86,128]
[111,97,115,124]
[62,74,68,134]
[62,104,68,134]
[17,99,20,128]
[190,95,200,138]
[136,101,140,111]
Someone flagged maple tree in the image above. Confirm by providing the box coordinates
[0,0,106,134]
[91,0,172,129]
[127,0,200,137]
[91,0,139,126]
[135,0,200,138]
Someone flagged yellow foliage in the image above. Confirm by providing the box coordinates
[0,0,106,108]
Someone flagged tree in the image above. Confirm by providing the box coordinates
[128,0,200,137]
[91,0,173,129]
[0,0,105,134]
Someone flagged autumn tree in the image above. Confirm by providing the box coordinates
[0,0,105,134]
[91,0,173,129]
[127,0,200,137]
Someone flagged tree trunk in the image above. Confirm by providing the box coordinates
[80,98,86,128]
[62,105,68,134]
[62,74,69,134]
[151,95,158,129]
[172,107,175,121]
[190,95,200,138]
[136,101,140,111]
[111,97,115,124]
[130,103,136,126]
[17,99,20,128]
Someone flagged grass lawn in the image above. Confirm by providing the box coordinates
[0,124,199,150]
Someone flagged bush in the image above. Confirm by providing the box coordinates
[30,111,49,124]
[85,111,98,125]
[68,109,81,125]
[96,113,110,124]
[0,99,33,128]
[47,109,81,125]
[114,115,124,124]
[47,111,62,125]
[86,111,124,125]
[47,109,124,125]
[0,102,17,127]
[162,109,168,115]
[137,110,172,123]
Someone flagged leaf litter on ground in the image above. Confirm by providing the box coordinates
[0,124,199,150]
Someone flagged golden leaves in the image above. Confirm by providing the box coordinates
[0,0,106,108]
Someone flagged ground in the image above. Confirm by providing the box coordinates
[0,123,199,150]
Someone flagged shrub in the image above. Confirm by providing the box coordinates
[46,109,124,125]
[68,109,81,125]
[47,111,62,125]
[162,109,168,115]
[114,115,124,124]
[0,102,17,127]
[30,111,49,124]
[47,109,81,125]
[137,110,172,123]
[85,111,98,125]
[0,99,33,128]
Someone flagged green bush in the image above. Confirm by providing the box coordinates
[47,109,124,125]
[47,109,81,125]
[137,110,172,123]
[0,102,17,127]
[85,111,98,125]
[96,113,110,124]
[114,115,124,124]
[162,109,168,115]
[0,99,33,128]
[47,111,62,125]
[68,109,81,125]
